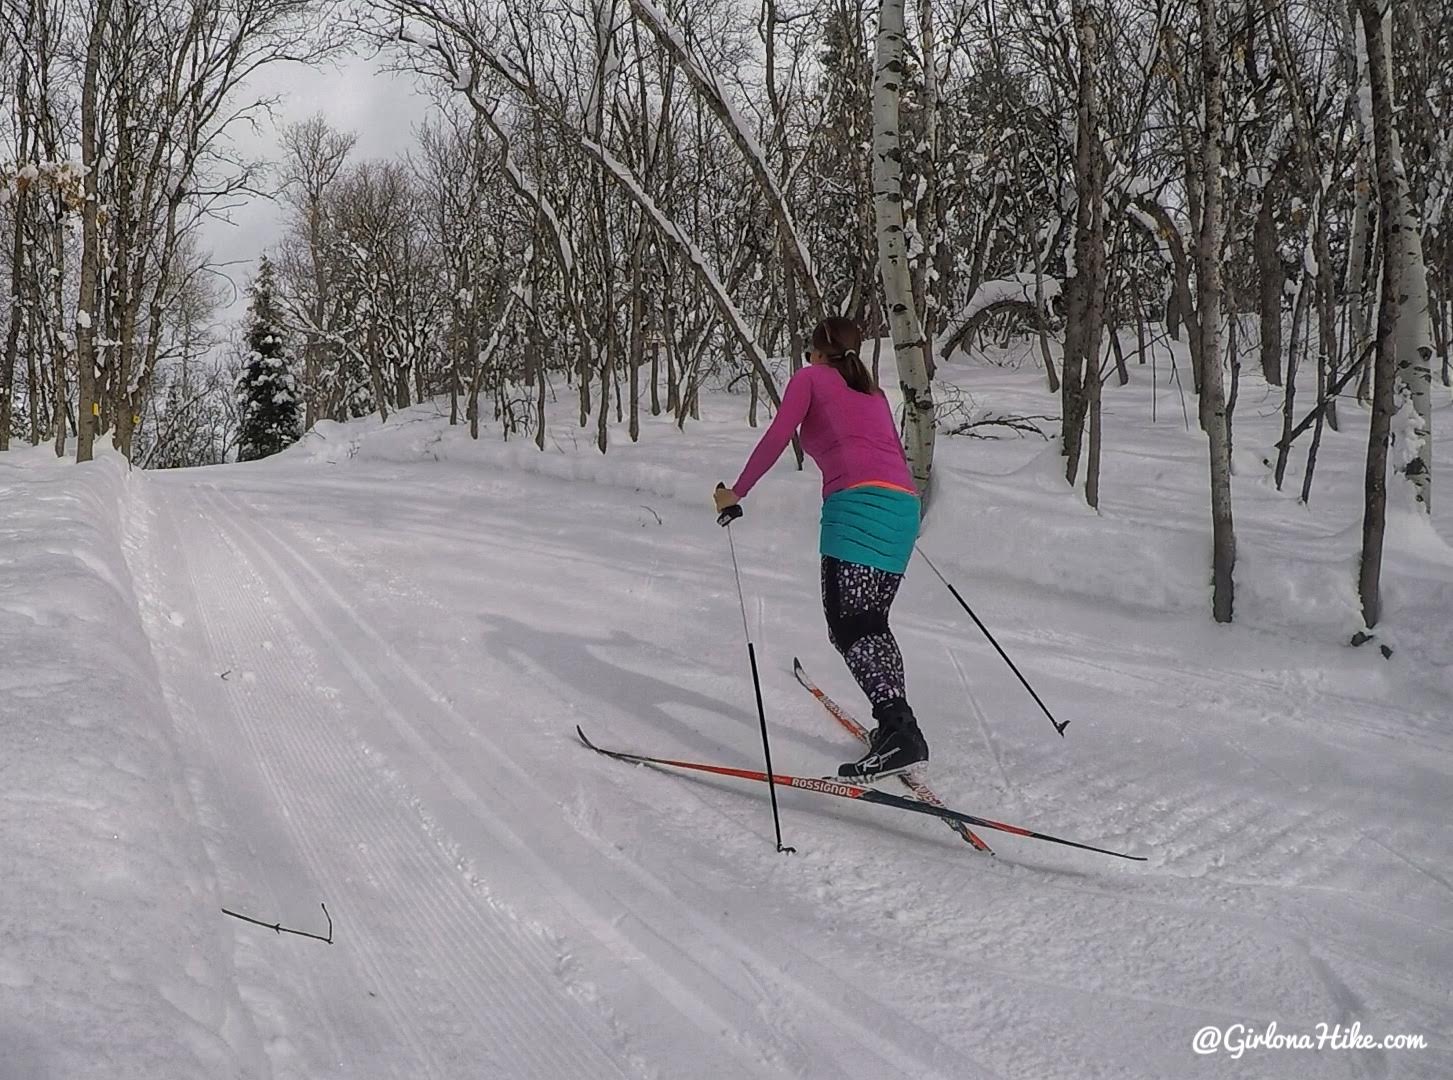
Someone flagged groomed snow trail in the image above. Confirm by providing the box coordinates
[110,383,1452,1080]
[116,412,1453,1075]
[130,463,986,1080]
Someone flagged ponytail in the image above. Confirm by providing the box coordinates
[829,349,875,395]
[810,317,876,395]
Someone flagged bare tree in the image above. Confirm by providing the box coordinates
[278,115,356,428]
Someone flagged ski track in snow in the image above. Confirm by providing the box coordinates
[131,470,987,1080]
[7,367,1452,1078]
[142,482,636,1079]
[133,455,1447,1080]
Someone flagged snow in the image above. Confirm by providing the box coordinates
[941,273,1062,349]
[0,444,264,1077]
[1127,204,1175,268]
[2,356,1451,1078]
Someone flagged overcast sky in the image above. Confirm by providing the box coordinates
[200,51,436,325]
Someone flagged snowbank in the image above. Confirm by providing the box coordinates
[275,368,1453,697]
[0,445,257,1078]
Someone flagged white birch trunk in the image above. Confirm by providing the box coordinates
[872,0,934,494]
[1366,7,1433,513]
[1395,204,1435,512]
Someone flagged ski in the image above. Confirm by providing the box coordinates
[577,727,1145,862]
[792,658,993,854]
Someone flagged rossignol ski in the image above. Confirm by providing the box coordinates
[576,727,1145,862]
[792,658,992,854]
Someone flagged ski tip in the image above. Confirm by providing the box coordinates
[792,656,803,672]
[1108,846,1147,862]
[575,725,593,748]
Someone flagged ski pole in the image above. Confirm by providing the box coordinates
[915,546,1070,738]
[717,486,795,854]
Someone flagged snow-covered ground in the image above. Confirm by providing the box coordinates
[2,359,1450,1079]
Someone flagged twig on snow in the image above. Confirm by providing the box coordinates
[223,903,334,944]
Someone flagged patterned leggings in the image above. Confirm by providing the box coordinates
[820,555,908,716]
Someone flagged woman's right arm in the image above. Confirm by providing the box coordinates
[730,368,814,498]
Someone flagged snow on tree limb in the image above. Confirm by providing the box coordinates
[575,131,781,405]
[628,0,824,320]
[388,0,781,405]
[939,273,1062,359]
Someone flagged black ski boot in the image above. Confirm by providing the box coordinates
[838,701,928,782]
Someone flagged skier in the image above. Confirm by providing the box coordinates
[713,317,926,781]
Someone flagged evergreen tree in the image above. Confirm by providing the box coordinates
[234,257,301,461]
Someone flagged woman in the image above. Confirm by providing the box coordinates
[713,317,927,781]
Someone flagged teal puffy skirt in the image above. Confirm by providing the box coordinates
[819,486,920,574]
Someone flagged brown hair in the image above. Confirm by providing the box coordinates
[810,317,875,394]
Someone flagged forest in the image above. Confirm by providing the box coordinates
[2,0,1449,627]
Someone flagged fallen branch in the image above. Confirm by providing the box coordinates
[1274,343,1373,451]
[223,903,333,944]
[947,414,1058,440]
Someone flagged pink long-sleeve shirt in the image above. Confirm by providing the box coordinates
[731,364,916,499]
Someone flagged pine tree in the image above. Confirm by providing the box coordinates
[234,257,301,461]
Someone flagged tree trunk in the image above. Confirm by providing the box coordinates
[597,317,613,454]
[1356,0,1403,628]
[629,241,644,443]
[1255,181,1284,385]
[1062,0,1107,489]
[110,77,135,456]
[1,192,23,453]
[50,202,68,457]
[579,340,591,428]
[1394,207,1434,513]
[1199,0,1236,623]
[1344,0,1375,406]
[650,333,661,416]
[0,47,34,453]
[1275,274,1311,489]
[915,0,939,375]
[872,0,935,495]
[74,0,114,463]
[1033,237,1060,393]
[1435,293,1449,388]
[1085,350,1103,509]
